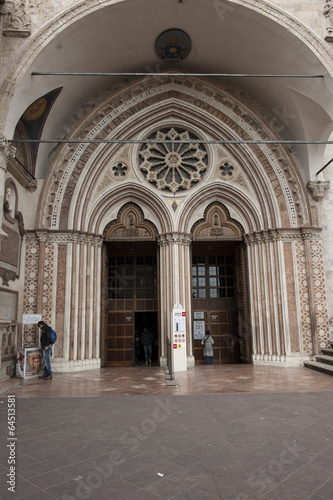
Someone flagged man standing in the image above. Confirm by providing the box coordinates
[140,327,154,366]
[37,321,53,380]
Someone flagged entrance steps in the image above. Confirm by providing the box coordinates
[304,344,333,376]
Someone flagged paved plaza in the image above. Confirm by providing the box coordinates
[0,364,333,499]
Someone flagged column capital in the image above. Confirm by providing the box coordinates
[307,180,330,201]
[158,232,192,246]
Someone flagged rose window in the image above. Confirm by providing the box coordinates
[139,128,208,193]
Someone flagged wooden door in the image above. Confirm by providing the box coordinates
[192,246,241,364]
[105,243,158,366]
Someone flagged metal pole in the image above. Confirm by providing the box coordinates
[9,139,333,145]
[316,157,333,177]
[31,72,324,78]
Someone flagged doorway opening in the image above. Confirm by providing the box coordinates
[135,311,158,365]
[103,241,159,366]
[192,241,245,364]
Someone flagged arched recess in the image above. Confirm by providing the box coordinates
[101,203,160,366]
[27,74,328,371]
[103,202,158,241]
[37,74,312,235]
[190,202,249,364]
[2,0,333,139]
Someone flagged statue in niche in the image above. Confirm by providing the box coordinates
[5,187,13,212]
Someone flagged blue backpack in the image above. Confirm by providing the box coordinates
[50,328,57,344]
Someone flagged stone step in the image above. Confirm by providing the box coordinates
[304,360,333,377]
[322,348,333,357]
[315,354,333,365]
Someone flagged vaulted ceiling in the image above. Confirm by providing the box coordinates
[3,0,333,180]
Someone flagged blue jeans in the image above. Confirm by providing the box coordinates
[205,356,213,365]
[43,347,52,375]
[143,344,152,362]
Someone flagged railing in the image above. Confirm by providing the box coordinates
[166,338,174,382]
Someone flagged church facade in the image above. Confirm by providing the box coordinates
[0,0,333,376]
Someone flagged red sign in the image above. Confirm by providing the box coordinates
[182,312,186,316]
[173,344,177,349]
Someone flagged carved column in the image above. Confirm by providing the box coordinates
[244,230,290,364]
[158,233,193,366]
[0,138,16,250]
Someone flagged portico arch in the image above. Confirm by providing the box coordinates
[23,73,329,371]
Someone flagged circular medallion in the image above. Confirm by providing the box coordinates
[155,29,191,63]
[23,98,47,121]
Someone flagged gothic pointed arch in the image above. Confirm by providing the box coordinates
[191,202,244,241]
[37,74,311,236]
[103,203,158,241]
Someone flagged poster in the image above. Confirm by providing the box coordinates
[25,348,43,377]
[193,321,205,339]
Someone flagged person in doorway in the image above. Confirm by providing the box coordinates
[202,330,214,365]
[37,321,53,380]
[134,330,141,365]
[140,327,154,365]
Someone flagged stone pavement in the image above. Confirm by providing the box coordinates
[0,365,332,499]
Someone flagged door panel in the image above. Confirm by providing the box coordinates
[192,247,241,364]
[104,243,158,366]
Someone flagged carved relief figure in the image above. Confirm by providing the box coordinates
[2,0,31,32]
[324,0,333,34]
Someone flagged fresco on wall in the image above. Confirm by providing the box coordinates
[13,88,62,177]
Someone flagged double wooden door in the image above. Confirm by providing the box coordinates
[192,244,241,364]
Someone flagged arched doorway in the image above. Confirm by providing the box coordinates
[191,203,248,364]
[101,204,159,366]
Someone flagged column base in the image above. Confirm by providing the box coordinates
[252,353,311,367]
[51,358,101,373]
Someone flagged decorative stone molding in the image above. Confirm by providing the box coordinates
[307,180,330,201]
[25,179,38,193]
[244,227,322,245]
[0,137,16,168]
[104,203,157,241]
[1,0,31,37]
[192,202,244,241]
[324,0,333,42]
[139,128,207,193]
[0,267,17,286]
[0,320,17,379]
[35,230,103,246]
[43,76,307,232]
[158,232,192,246]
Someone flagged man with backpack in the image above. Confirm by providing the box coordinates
[37,321,55,380]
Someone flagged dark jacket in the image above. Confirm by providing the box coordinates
[40,324,52,349]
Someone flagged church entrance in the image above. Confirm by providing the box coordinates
[103,242,158,366]
[192,241,243,364]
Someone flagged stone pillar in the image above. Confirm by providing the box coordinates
[158,233,193,366]
[245,230,291,364]
[29,231,103,372]
[0,137,15,250]
[245,228,329,365]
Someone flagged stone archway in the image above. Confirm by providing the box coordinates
[23,74,329,371]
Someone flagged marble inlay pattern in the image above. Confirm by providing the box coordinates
[311,239,330,348]
[22,239,39,345]
[295,240,312,355]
